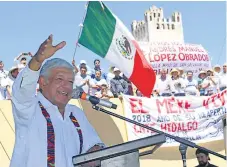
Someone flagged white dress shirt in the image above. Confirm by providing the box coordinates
[10,66,103,167]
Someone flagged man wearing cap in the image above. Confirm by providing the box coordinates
[0,60,9,100]
[202,69,219,96]
[219,63,227,91]
[213,64,221,76]
[14,52,32,70]
[110,68,128,99]
[195,149,217,167]
[76,60,92,75]
[178,67,186,79]
[184,71,199,96]
[3,65,20,99]
[73,65,92,94]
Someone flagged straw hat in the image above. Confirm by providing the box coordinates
[8,66,19,78]
[170,68,180,75]
[198,70,206,78]
[213,64,221,71]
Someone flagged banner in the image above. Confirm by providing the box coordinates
[139,42,212,76]
[123,90,227,146]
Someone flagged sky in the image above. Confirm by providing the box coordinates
[0,1,226,71]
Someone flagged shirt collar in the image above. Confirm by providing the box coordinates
[37,92,71,118]
[37,92,56,109]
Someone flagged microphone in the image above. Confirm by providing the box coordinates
[72,88,117,109]
[179,144,188,167]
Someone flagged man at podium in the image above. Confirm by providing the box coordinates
[10,35,104,167]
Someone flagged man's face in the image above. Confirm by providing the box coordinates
[172,71,178,77]
[11,69,19,78]
[101,85,108,92]
[0,62,4,70]
[40,67,74,109]
[223,65,227,73]
[95,60,100,68]
[214,67,221,73]
[114,70,121,77]
[187,73,193,80]
[160,70,167,77]
[95,71,101,79]
[207,71,212,76]
[20,58,27,66]
[196,153,209,166]
[200,73,206,79]
[80,67,87,75]
[179,70,184,75]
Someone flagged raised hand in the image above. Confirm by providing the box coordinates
[34,34,66,63]
[72,60,76,67]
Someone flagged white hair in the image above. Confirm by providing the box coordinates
[40,58,74,79]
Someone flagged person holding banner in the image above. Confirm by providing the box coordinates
[198,70,207,96]
[170,68,186,96]
[202,69,219,96]
[219,63,227,91]
[184,71,199,96]
[154,68,172,97]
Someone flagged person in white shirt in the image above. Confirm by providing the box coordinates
[95,83,114,100]
[106,66,115,87]
[178,67,186,79]
[184,71,199,96]
[10,35,104,167]
[90,70,107,96]
[219,63,227,91]
[73,65,92,94]
[76,60,92,76]
[202,69,219,96]
[4,66,20,100]
[154,68,172,96]
[213,64,221,76]
[170,68,186,96]
[14,52,33,71]
[0,60,8,100]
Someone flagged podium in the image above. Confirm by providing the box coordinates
[72,134,166,167]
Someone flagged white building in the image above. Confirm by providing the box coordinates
[131,5,184,43]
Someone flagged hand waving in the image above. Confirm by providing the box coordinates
[35,34,66,63]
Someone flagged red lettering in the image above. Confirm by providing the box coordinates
[161,123,167,131]
[156,99,169,114]
[129,98,148,113]
[178,53,185,61]
[172,54,177,61]
[167,54,171,61]
[154,55,160,61]
[168,98,178,113]
[160,54,166,61]
[172,123,177,132]
[185,101,194,112]
[203,97,210,109]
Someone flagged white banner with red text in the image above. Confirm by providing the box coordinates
[138,42,212,76]
[123,90,227,147]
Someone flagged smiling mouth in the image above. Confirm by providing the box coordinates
[58,91,68,96]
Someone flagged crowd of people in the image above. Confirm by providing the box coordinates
[0,53,227,101]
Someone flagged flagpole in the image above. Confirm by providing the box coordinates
[72,1,89,61]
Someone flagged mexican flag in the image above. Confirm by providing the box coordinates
[78,1,156,97]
